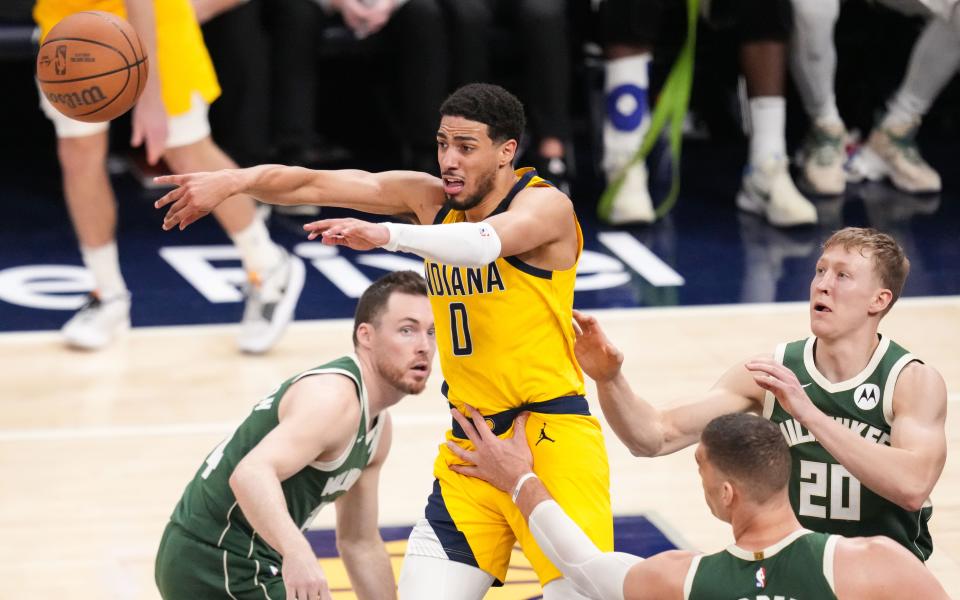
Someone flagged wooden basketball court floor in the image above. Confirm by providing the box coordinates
[1,297,957,598]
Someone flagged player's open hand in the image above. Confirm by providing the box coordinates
[446,405,532,493]
[746,359,818,424]
[572,309,624,383]
[154,170,244,230]
[282,547,332,600]
[304,218,389,251]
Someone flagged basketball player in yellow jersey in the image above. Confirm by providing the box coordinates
[155,83,612,599]
[34,0,303,353]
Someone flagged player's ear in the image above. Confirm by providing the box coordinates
[499,139,517,168]
[869,288,893,316]
[356,322,374,348]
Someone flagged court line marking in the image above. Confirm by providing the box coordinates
[0,295,956,342]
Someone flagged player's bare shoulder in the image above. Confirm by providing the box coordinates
[624,549,696,600]
[378,170,447,224]
[891,359,947,416]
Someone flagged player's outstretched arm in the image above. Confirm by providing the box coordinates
[334,413,396,600]
[834,536,949,599]
[573,311,764,457]
[229,375,361,600]
[154,166,445,230]
[304,185,577,267]
[748,359,947,510]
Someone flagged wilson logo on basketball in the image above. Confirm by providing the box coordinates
[46,86,108,110]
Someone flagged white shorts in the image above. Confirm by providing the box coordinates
[38,88,211,149]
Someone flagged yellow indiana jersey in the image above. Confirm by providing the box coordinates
[34,0,220,115]
[425,167,585,414]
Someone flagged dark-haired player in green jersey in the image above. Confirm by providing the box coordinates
[448,409,948,599]
[155,271,435,600]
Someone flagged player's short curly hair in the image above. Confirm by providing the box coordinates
[439,83,526,145]
[353,271,427,346]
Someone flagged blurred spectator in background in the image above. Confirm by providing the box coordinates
[598,0,818,228]
[33,0,304,353]
[440,0,574,192]
[274,0,447,172]
[791,0,958,196]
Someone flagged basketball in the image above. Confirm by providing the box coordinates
[36,11,148,123]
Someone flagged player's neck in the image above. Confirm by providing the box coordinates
[814,327,882,383]
[464,166,519,222]
[729,498,802,551]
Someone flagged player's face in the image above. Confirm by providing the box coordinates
[437,116,504,211]
[809,245,887,339]
[695,444,733,523]
[372,293,436,395]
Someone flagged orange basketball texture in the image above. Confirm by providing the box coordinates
[36,11,148,123]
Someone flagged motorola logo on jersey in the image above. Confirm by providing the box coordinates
[853,383,880,411]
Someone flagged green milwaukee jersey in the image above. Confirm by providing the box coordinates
[685,529,838,600]
[764,335,932,560]
[168,355,384,564]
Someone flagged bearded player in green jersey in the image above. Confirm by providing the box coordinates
[571,226,947,562]
[448,409,948,600]
[155,271,435,600]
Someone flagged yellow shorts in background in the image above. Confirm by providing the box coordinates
[34,0,220,116]
[427,412,613,586]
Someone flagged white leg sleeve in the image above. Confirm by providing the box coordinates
[884,18,960,126]
[381,221,502,267]
[789,0,842,123]
[528,501,642,600]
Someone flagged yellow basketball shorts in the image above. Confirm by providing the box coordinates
[422,408,613,586]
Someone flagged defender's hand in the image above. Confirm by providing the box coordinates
[446,405,532,493]
[282,548,332,600]
[572,309,624,383]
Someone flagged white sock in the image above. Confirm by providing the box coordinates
[229,218,285,277]
[789,0,842,126]
[748,96,787,166]
[603,53,651,174]
[81,242,128,301]
[883,19,960,129]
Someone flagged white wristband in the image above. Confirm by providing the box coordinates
[511,472,539,504]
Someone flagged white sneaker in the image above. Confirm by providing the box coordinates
[61,292,131,350]
[237,250,306,354]
[798,121,847,195]
[600,147,655,226]
[736,157,818,227]
[846,121,941,193]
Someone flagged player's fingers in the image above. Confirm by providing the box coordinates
[450,408,482,446]
[511,412,530,439]
[153,187,182,210]
[444,440,475,464]
[571,317,583,337]
[465,404,495,441]
[153,174,186,188]
[449,464,486,482]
